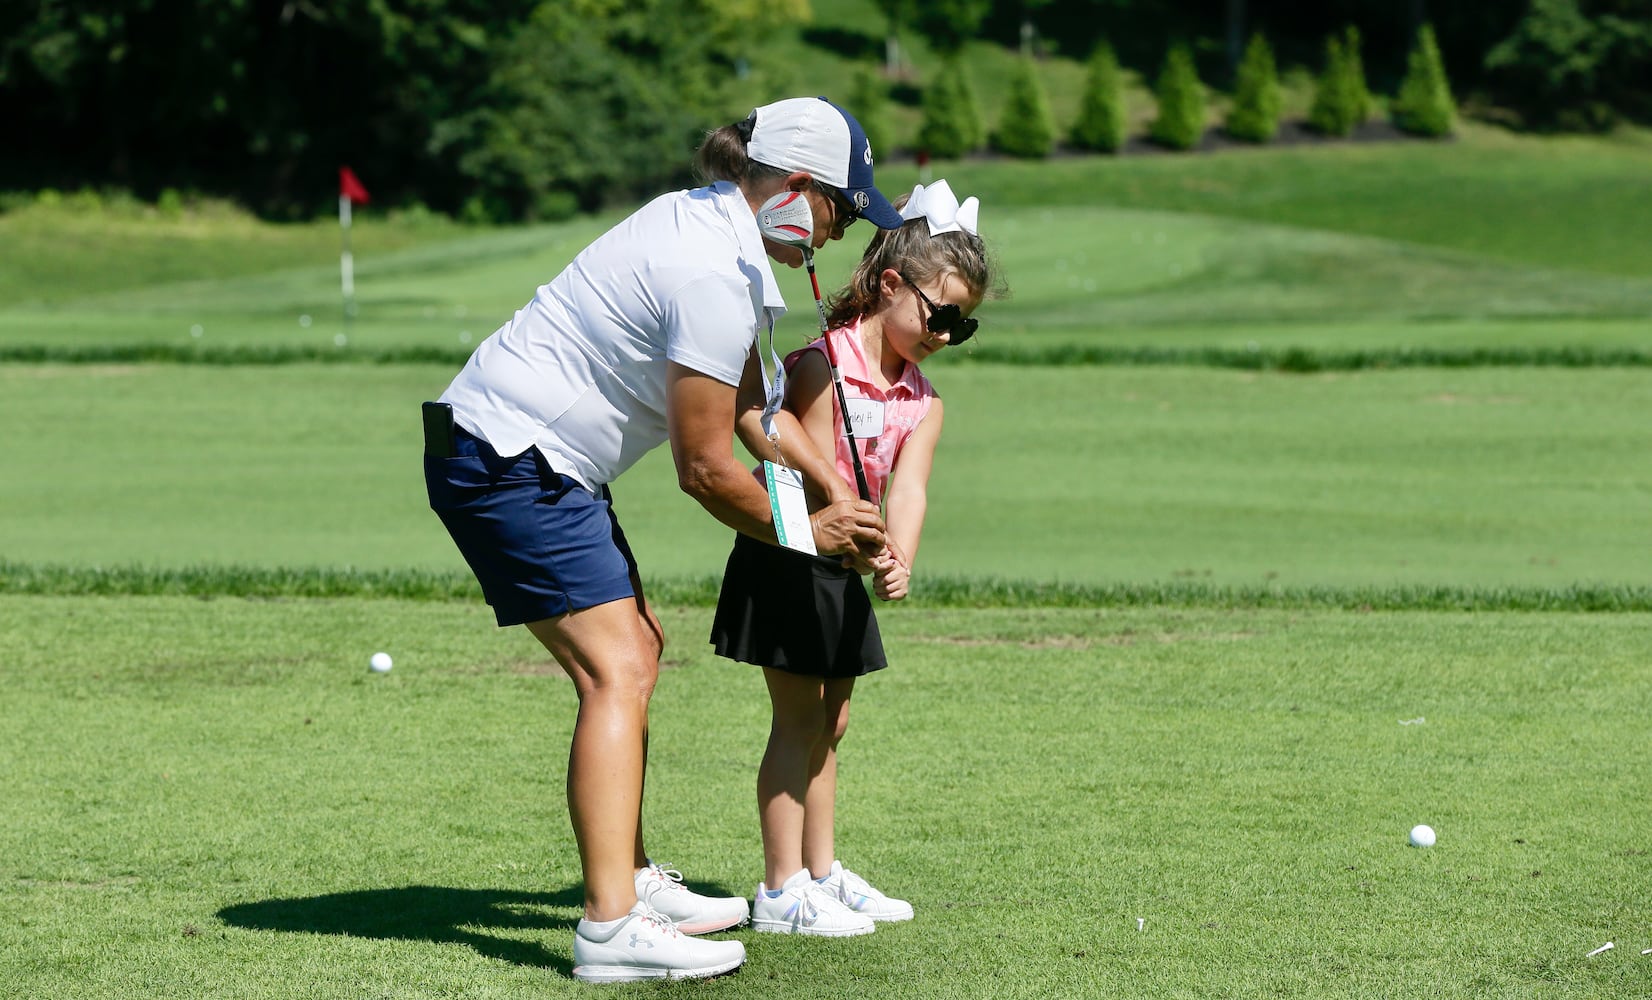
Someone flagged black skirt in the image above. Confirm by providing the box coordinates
[710,533,887,678]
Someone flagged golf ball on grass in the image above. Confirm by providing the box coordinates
[1409,824,1436,848]
[369,652,393,673]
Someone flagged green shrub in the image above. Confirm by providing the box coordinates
[848,67,895,161]
[101,189,144,216]
[993,56,1056,158]
[388,202,441,226]
[459,193,508,226]
[1070,41,1128,153]
[531,188,579,222]
[1150,43,1206,151]
[918,58,985,159]
[1391,24,1456,137]
[64,188,104,213]
[157,188,186,219]
[1225,33,1281,142]
[1308,26,1371,136]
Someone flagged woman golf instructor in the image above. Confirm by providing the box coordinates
[424,97,903,983]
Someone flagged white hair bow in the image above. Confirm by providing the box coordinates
[899,179,979,236]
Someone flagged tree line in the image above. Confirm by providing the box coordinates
[1,0,1647,221]
[917,23,1454,161]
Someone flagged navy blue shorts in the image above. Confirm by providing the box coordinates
[425,427,638,627]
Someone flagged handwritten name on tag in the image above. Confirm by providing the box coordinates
[844,397,885,440]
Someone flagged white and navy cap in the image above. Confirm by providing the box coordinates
[746,96,903,230]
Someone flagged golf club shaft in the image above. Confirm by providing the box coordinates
[806,254,871,502]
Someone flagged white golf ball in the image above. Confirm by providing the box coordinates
[1409,824,1436,848]
[369,652,393,673]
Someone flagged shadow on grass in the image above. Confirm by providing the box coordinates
[217,885,584,973]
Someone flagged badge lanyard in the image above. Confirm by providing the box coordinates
[757,312,816,555]
[757,313,786,452]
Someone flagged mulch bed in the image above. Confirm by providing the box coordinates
[1127,117,1450,154]
[894,118,1450,165]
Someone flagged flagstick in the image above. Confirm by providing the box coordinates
[339,194,355,335]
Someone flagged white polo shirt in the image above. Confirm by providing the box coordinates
[439,181,788,490]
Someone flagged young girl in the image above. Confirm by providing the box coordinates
[710,179,995,936]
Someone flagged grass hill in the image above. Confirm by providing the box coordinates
[4,126,1650,357]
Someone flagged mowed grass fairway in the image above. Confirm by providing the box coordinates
[3,128,1651,997]
[3,597,1651,999]
[2,362,1649,587]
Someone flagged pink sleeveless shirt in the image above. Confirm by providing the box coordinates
[784,318,937,507]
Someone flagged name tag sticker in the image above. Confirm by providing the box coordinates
[765,461,817,555]
[845,398,885,439]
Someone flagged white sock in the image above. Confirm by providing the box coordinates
[577,913,628,941]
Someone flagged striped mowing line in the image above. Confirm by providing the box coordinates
[1,343,1650,370]
[1,563,1648,612]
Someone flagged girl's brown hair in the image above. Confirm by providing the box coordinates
[824,206,996,330]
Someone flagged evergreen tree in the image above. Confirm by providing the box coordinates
[1308,35,1348,135]
[1307,27,1370,136]
[1342,26,1373,125]
[1225,32,1281,142]
[1150,42,1206,151]
[918,59,985,159]
[1070,41,1128,153]
[1392,24,1456,136]
[993,56,1057,158]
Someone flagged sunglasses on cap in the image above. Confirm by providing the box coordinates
[814,181,858,233]
[900,270,978,345]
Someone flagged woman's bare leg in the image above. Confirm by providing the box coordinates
[528,598,661,922]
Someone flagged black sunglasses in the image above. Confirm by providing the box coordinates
[900,271,977,344]
[815,182,858,233]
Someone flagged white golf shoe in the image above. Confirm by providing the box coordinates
[572,903,745,983]
[634,860,750,935]
[818,860,914,922]
[751,868,875,936]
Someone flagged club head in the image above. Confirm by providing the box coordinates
[756,190,814,250]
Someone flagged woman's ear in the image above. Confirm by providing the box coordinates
[783,170,813,193]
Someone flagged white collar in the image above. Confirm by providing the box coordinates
[712,181,788,316]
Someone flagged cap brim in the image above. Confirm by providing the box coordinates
[844,185,904,230]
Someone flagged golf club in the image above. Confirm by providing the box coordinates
[756,189,872,502]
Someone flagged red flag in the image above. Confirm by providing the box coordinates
[339,166,370,205]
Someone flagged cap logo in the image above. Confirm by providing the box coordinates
[863,143,874,166]
[853,191,870,210]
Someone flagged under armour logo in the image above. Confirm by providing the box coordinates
[629,933,655,949]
